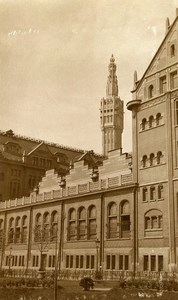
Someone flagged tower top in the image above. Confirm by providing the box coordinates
[106,54,118,97]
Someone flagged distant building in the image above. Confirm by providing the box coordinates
[0,129,103,202]
[1,10,178,278]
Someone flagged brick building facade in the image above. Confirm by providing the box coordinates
[1,10,178,278]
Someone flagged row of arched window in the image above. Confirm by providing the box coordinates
[144,209,163,231]
[141,113,162,131]
[142,151,163,168]
[142,184,163,202]
[34,211,58,242]
[67,200,131,241]
[8,216,28,244]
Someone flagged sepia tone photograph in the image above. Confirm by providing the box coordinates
[1,0,178,299]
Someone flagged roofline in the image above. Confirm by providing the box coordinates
[135,15,178,92]
[0,129,104,158]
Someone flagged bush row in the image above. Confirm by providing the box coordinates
[0,277,54,288]
[119,278,178,291]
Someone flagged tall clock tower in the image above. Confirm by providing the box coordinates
[100,55,124,156]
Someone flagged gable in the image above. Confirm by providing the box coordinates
[27,142,53,158]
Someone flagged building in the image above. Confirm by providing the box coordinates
[0,129,103,202]
[1,9,178,278]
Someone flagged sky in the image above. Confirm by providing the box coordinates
[1,0,178,154]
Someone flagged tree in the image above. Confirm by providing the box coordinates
[33,225,51,271]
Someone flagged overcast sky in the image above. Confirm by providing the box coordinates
[0,0,178,154]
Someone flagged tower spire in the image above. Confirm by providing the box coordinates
[100,56,124,156]
[106,54,118,97]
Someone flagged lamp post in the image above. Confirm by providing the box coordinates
[8,246,12,276]
[95,238,100,273]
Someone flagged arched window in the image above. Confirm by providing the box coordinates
[149,116,154,128]
[51,211,58,241]
[108,202,117,239]
[141,118,147,130]
[157,151,162,164]
[34,213,42,242]
[156,113,162,126]
[68,208,76,241]
[150,186,156,200]
[149,153,155,166]
[88,205,96,240]
[120,201,130,238]
[8,217,14,243]
[171,44,175,57]
[142,187,148,202]
[148,85,154,99]
[145,210,163,229]
[142,155,147,168]
[78,207,86,240]
[158,184,163,199]
[43,212,50,241]
[21,216,27,243]
[15,216,21,243]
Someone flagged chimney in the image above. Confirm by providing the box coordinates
[176,8,178,17]
[165,17,170,34]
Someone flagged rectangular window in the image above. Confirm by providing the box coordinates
[106,255,110,269]
[66,255,69,268]
[86,255,90,269]
[158,255,163,271]
[19,256,21,266]
[91,255,94,269]
[80,256,83,268]
[159,75,167,94]
[33,256,35,267]
[170,71,178,89]
[49,255,52,267]
[151,255,156,271]
[6,256,9,266]
[119,255,123,270]
[111,255,115,270]
[143,255,149,271]
[125,255,129,270]
[76,255,79,268]
[70,256,73,268]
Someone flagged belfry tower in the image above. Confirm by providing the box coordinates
[100,55,124,156]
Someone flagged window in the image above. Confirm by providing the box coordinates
[76,256,79,268]
[91,255,94,269]
[159,76,167,94]
[33,255,39,267]
[142,187,148,202]
[34,213,42,242]
[151,255,156,271]
[88,206,96,240]
[10,181,20,199]
[144,210,163,235]
[120,201,130,238]
[158,184,163,199]
[78,207,86,240]
[21,216,27,243]
[148,85,154,99]
[8,218,14,243]
[86,255,90,269]
[156,113,162,126]
[150,186,156,200]
[66,255,69,268]
[43,212,50,241]
[119,255,129,270]
[15,217,21,243]
[108,202,117,239]
[143,255,149,271]
[106,255,110,270]
[170,71,178,89]
[142,155,147,168]
[175,100,178,125]
[51,211,58,241]
[106,255,116,270]
[149,116,154,128]
[48,255,55,268]
[170,44,175,57]
[141,118,147,130]
[80,255,84,268]
[68,208,76,241]
[157,151,162,164]
[149,153,154,166]
[158,255,163,271]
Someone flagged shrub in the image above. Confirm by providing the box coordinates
[79,277,94,291]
